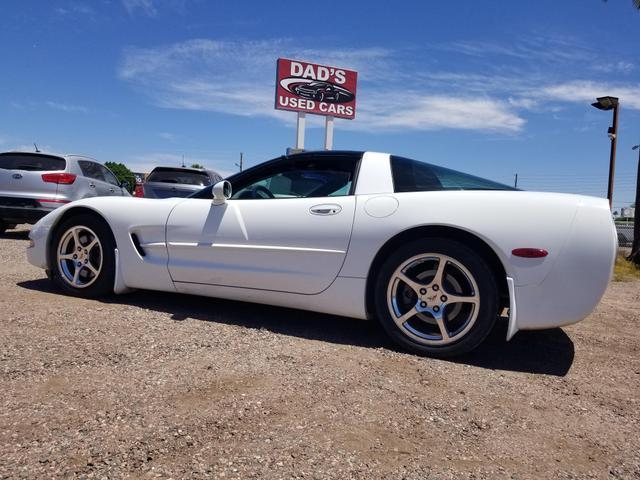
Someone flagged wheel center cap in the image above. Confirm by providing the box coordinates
[421,293,438,303]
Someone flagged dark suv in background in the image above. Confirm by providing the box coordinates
[141,166,223,198]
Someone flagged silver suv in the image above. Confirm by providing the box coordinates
[0,151,129,233]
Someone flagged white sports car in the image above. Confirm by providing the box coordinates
[27,151,617,357]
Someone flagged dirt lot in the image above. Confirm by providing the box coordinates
[1,225,639,479]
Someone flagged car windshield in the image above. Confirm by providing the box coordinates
[0,153,66,171]
[147,168,211,186]
[390,156,516,192]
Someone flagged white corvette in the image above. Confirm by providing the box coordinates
[27,151,617,357]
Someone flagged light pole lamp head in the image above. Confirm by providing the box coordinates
[591,96,619,111]
[633,145,639,151]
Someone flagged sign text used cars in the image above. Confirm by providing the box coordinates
[275,58,358,120]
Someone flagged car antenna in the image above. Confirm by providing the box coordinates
[34,143,41,153]
[181,154,186,168]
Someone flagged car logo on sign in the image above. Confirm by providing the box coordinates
[279,78,355,104]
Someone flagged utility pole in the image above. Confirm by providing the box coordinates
[235,152,243,172]
[630,144,640,265]
[514,173,518,189]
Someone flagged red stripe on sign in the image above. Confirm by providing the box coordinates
[512,248,549,258]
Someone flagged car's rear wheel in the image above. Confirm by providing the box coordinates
[50,214,115,298]
[374,238,498,358]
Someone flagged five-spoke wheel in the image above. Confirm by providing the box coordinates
[375,238,498,357]
[50,213,115,298]
[57,226,103,288]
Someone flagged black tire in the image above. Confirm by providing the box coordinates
[0,220,6,234]
[50,213,116,298]
[374,238,499,358]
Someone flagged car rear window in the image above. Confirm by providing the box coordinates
[147,168,211,186]
[0,153,66,171]
[390,155,516,192]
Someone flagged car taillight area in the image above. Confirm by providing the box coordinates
[41,173,77,184]
[134,183,144,197]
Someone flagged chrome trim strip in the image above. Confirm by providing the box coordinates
[166,241,345,254]
[139,242,167,248]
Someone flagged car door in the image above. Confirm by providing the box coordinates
[165,153,360,294]
[99,164,125,196]
[77,160,111,197]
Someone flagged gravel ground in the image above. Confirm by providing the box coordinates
[1,225,639,479]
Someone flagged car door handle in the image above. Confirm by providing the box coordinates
[89,183,96,188]
[310,204,342,216]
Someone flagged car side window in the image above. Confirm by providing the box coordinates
[100,165,120,186]
[78,160,105,182]
[390,156,515,192]
[230,155,359,200]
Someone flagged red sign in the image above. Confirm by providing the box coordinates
[275,58,358,120]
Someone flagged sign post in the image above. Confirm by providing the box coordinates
[296,112,306,149]
[324,116,334,150]
[275,58,357,151]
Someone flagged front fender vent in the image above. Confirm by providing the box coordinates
[130,233,146,257]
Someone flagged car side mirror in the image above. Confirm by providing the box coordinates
[212,180,232,205]
[120,181,129,190]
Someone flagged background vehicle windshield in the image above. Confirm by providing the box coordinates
[391,155,517,192]
[0,153,66,171]
[147,168,211,186]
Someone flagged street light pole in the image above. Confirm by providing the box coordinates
[630,144,640,265]
[591,96,620,210]
[606,104,619,210]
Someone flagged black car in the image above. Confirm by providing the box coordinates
[293,81,354,103]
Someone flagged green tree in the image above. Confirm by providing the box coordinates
[191,163,204,169]
[105,162,136,193]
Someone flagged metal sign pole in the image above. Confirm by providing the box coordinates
[296,112,306,149]
[324,115,334,150]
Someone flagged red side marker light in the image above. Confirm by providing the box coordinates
[512,248,548,258]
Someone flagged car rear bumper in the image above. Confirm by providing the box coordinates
[0,205,51,224]
[0,196,68,224]
[509,199,617,334]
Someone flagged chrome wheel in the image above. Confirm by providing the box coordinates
[386,253,480,346]
[56,225,103,289]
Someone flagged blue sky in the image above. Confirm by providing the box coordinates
[1,0,639,210]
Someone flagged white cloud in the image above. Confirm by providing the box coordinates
[353,95,525,133]
[157,132,177,141]
[591,61,635,74]
[46,101,89,113]
[122,0,157,17]
[118,37,640,135]
[119,39,525,133]
[56,3,95,17]
[508,97,538,110]
[536,81,640,110]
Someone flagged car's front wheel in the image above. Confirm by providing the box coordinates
[374,238,499,358]
[50,214,116,298]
